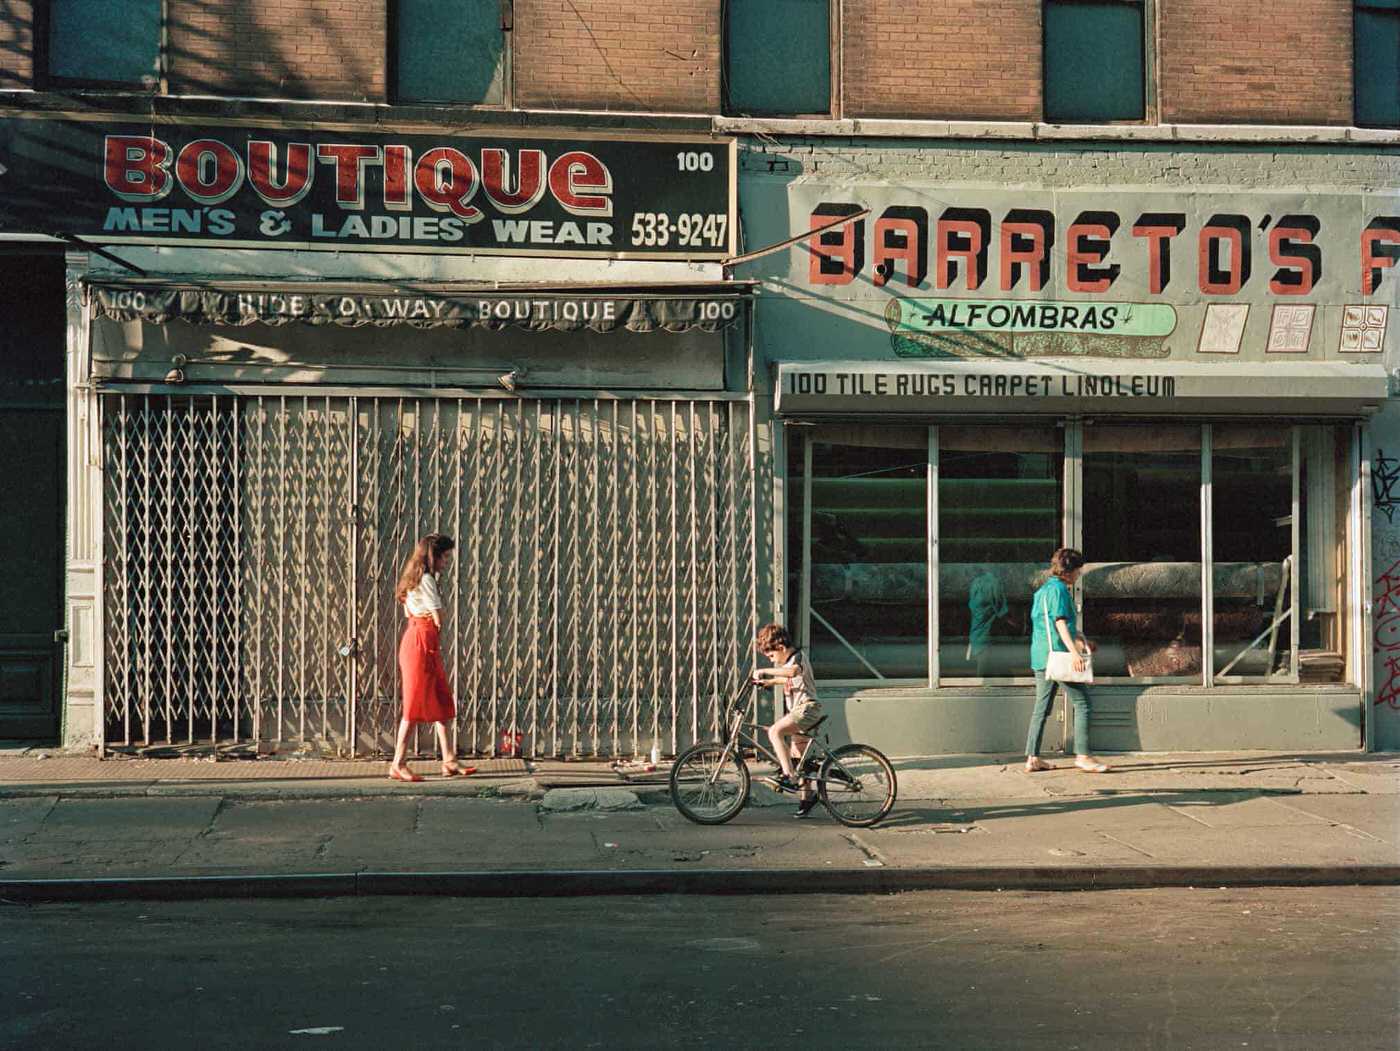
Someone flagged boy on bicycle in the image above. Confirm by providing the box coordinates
[752,623,824,818]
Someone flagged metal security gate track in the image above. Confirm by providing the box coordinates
[100,393,757,758]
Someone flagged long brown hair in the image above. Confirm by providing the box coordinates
[1049,547,1085,579]
[395,533,455,603]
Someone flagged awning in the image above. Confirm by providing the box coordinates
[776,359,1389,417]
[85,279,751,333]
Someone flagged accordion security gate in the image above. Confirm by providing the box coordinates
[100,392,757,757]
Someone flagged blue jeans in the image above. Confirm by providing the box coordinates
[1025,670,1091,757]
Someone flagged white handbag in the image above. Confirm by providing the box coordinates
[1043,602,1093,684]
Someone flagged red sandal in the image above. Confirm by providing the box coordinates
[441,763,477,777]
[388,766,424,783]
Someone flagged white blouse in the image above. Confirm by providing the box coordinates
[404,572,444,618]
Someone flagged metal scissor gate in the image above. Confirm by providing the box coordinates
[100,392,757,757]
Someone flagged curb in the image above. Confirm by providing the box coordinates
[3,865,1397,902]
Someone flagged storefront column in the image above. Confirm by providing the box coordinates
[1356,422,1376,751]
[62,251,103,750]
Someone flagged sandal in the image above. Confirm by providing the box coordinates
[1024,757,1052,773]
[388,766,424,783]
[441,763,477,777]
[794,796,820,819]
[1074,757,1109,773]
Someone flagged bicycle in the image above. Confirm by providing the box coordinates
[669,681,897,828]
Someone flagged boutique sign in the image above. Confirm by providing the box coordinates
[87,281,746,333]
[0,117,736,258]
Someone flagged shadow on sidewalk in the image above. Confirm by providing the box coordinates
[888,751,1395,775]
[873,791,1256,829]
[0,773,524,792]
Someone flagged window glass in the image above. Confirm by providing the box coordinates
[802,427,927,681]
[1298,425,1351,683]
[396,0,505,105]
[1082,424,1201,679]
[1356,4,1400,127]
[1211,426,1294,680]
[726,0,831,115]
[1044,1,1145,122]
[938,425,1064,679]
[50,0,160,87]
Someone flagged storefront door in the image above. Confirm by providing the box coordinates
[0,255,65,741]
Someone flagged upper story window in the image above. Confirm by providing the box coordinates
[393,0,509,106]
[725,0,832,116]
[47,0,161,89]
[1043,0,1146,122]
[1356,1,1400,127]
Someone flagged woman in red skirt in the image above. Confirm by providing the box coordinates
[388,532,476,782]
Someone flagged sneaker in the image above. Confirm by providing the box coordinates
[762,774,800,793]
[794,796,820,818]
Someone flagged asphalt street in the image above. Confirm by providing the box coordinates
[5,886,1396,1050]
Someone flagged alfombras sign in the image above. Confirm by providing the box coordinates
[0,117,736,258]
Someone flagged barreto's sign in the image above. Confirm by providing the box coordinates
[0,117,736,258]
[740,181,1399,359]
[798,195,1399,298]
[86,282,747,333]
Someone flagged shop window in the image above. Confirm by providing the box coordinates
[1080,425,1205,679]
[789,421,1354,690]
[393,0,507,106]
[725,0,832,116]
[1355,1,1400,127]
[47,0,161,88]
[938,426,1064,680]
[794,427,928,682]
[1043,1,1146,123]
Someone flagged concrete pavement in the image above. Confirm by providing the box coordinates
[0,749,1396,898]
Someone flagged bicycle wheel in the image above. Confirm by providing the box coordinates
[818,744,896,827]
[669,742,751,825]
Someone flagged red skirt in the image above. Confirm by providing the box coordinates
[398,617,455,724]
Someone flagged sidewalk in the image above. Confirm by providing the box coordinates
[1,749,1396,899]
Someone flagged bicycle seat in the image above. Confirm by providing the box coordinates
[804,716,828,733]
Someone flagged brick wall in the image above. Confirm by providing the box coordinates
[739,138,1393,192]
[166,0,386,101]
[0,1,34,89]
[842,0,1041,120]
[1158,0,1352,124]
[514,0,719,112]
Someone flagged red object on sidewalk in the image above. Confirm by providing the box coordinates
[498,729,527,757]
[398,618,455,724]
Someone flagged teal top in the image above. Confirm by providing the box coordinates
[967,569,1009,656]
[1029,576,1076,671]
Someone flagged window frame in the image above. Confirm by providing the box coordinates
[722,0,839,119]
[1354,1,1400,129]
[38,0,167,93]
[387,0,514,109]
[1041,0,1155,125]
[789,419,1356,691]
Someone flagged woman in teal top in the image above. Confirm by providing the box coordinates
[1025,547,1110,774]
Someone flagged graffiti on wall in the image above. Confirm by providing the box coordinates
[1373,558,1400,709]
[1373,449,1400,525]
